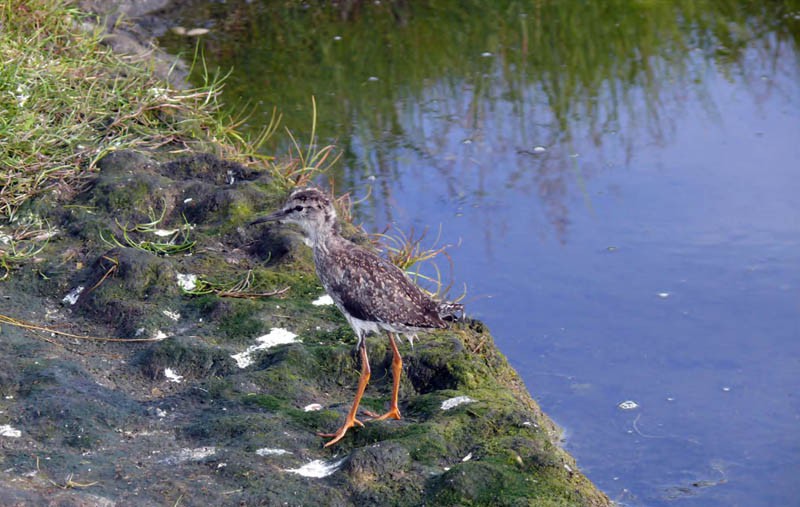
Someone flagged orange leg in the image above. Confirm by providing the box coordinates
[318,340,370,447]
[366,332,402,421]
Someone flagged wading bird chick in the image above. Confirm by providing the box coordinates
[250,187,462,446]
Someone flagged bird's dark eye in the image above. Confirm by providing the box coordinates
[293,205,304,212]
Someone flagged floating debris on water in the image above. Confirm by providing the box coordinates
[62,286,84,305]
[311,294,334,306]
[256,448,292,457]
[231,328,298,368]
[441,395,476,411]
[303,403,323,412]
[533,145,547,153]
[0,425,21,438]
[657,292,671,299]
[284,458,346,478]
[617,400,639,410]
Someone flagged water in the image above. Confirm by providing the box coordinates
[161,1,800,505]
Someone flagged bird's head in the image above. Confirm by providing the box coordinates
[250,187,337,245]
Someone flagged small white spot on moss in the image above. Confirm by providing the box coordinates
[162,309,180,321]
[164,368,183,383]
[176,273,197,291]
[0,425,21,438]
[441,396,476,411]
[284,458,345,478]
[303,403,323,412]
[160,447,216,465]
[62,286,84,305]
[311,294,334,306]
[256,448,292,456]
[231,328,298,368]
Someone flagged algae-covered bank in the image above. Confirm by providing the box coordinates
[0,2,610,505]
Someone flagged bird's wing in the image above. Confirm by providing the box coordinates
[316,243,446,329]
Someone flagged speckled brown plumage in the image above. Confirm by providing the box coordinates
[315,234,447,331]
[250,187,462,446]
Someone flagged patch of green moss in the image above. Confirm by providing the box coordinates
[426,460,577,507]
[285,407,341,429]
[217,300,265,342]
[241,393,285,411]
[182,413,271,443]
[226,199,254,226]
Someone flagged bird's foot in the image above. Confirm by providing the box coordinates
[318,417,365,447]
[362,407,402,421]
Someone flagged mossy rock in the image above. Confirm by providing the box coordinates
[137,335,236,380]
[161,152,263,185]
[73,247,180,338]
[90,151,178,225]
[2,146,610,506]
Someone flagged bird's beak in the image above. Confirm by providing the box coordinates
[249,209,288,226]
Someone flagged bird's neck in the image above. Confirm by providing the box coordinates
[305,225,340,253]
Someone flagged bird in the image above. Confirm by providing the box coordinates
[250,187,462,447]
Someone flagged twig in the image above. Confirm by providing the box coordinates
[0,314,167,343]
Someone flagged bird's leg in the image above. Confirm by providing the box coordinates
[318,339,371,447]
[364,332,403,421]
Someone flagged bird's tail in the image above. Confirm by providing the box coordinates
[437,302,465,322]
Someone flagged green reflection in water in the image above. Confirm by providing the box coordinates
[161,0,799,193]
